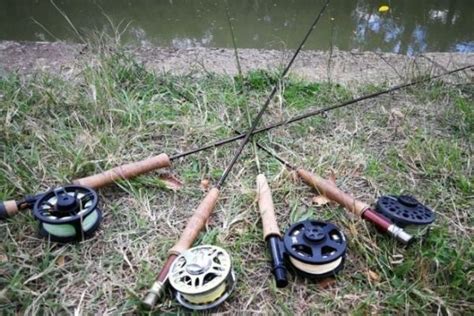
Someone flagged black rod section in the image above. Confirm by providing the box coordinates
[268,236,289,288]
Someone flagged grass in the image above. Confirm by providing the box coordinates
[0,47,473,315]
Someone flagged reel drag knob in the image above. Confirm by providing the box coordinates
[376,195,435,236]
[33,185,102,243]
[168,245,236,311]
[283,220,347,277]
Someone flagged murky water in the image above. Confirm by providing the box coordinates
[0,0,473,54]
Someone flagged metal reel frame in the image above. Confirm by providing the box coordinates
[169,245,235,310]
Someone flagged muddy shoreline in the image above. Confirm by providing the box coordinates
[0,40,473,86]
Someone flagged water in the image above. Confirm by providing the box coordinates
[0,0,473,55]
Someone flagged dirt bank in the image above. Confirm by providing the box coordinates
[0,40,473,86]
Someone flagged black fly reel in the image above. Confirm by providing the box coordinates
[282,220,347,278]
[33,185,102,242]
[376,195,435,236]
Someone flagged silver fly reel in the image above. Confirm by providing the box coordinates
[168,245,235,310]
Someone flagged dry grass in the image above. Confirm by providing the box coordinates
[0,47,472,315]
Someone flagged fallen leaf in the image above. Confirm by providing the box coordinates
[318,277,336,289]
[367,269,380,283]
[328,169,337,184]
[0,253,7,263]
[56,256,65,267]
[378,5,390,13]
[390,108,404,119]
[389,108,404,127]
[159,173,183,190]
[312,195,331,206]
[290,170,299,183]
[200,179,210,191]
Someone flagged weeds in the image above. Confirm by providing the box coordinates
[0,49,472,314]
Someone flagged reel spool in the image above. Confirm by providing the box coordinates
[376,195,435,236]
[33,185,102,242]
[283,220,346,278]
[168,245,235,311]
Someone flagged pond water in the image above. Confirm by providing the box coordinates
[0,0,473,55]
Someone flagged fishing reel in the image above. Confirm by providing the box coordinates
[375,195,435,237]
[168,245,236,311]
[33,185,102,243]
[281,220,347,278]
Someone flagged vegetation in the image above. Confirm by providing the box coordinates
[0,48,472,314]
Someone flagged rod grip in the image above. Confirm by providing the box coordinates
[73,153,171,188]
[0,200,20,219]
[168,188,220,255]
[296,168,369,217]
[256,174,281,239]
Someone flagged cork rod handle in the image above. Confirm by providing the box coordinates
[256,174,281,239]
[296,168,369,217]
[73,153,171,188]
[168,187,220,255]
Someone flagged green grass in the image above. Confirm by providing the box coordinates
[0,49,473,314]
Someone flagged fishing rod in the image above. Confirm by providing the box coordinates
[2,64,469,224]
[142,0,331,310]
[256,143,435,244]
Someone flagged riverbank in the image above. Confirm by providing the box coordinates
[1,41,473,86]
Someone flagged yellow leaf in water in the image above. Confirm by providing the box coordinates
[378,5,390,13]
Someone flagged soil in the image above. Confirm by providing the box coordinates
[0,40,473,86]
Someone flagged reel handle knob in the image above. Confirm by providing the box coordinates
[73,153,171,188]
